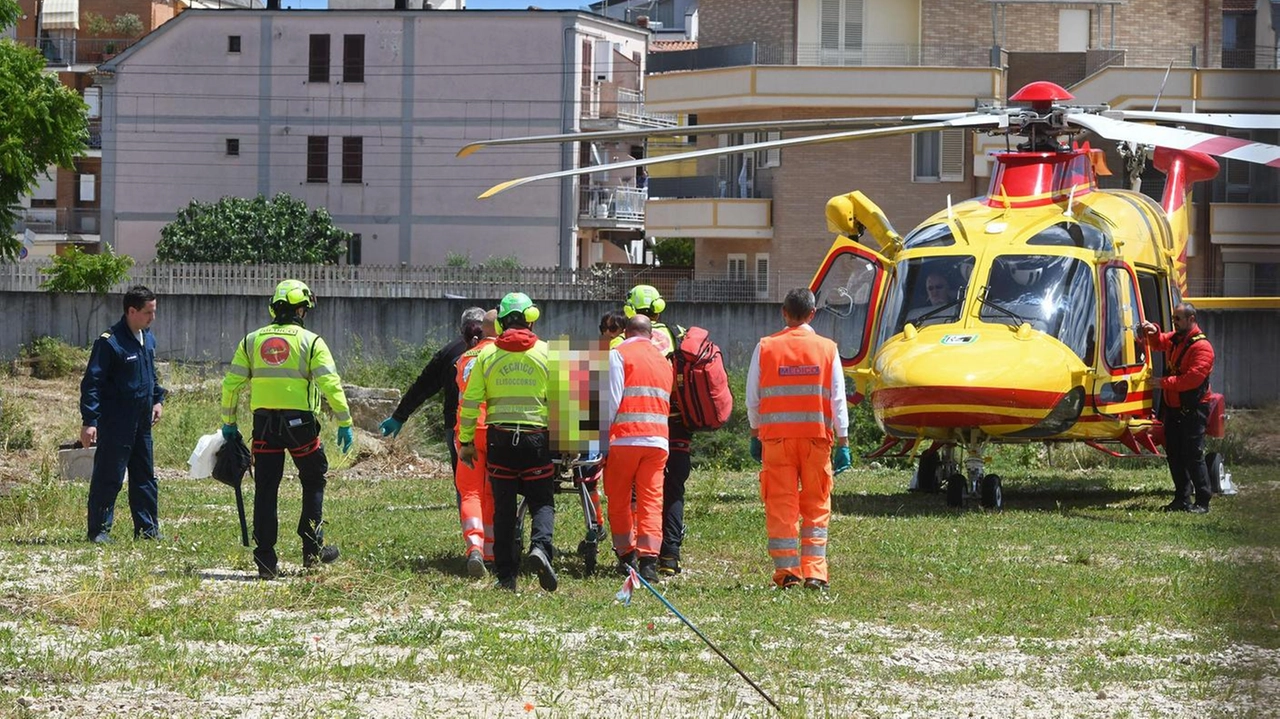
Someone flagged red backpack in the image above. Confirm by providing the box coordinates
[673,326,733,431]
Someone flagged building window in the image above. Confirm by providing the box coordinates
[83,86,101,119]
[755,253,770,298]
[727,253,747,282]
[343,34,365,83]
[77,174,97,204]
[819,0,864,66]
[913,129,965,182]
[342,136,363,184]
[308,34,330,83]
[307,136,328,183]
[228,35,241,53]
[226,138,240,157]
[347,233,362,266]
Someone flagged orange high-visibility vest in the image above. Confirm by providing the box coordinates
[757,326,836,440]
[611,339,674,442]
[455,338,495,433]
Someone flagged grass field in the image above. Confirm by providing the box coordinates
[0,458,1276,717]
[0,372,1276,718]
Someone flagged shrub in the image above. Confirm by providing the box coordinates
[21,336,87,380]
[0,390,35,451]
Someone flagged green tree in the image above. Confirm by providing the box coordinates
[112,13,143,38]
[39,245,134,344]
[0,0,89,262]
[156,193,352,264]
[652,238,694,267]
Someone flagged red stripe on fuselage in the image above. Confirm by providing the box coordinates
[873,386,1064,411]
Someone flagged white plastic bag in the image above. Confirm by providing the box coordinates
[188,431,227,479]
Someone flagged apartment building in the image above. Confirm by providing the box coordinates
[98,8,670,267]
[9,0,200,258]
[642,0,1280,297]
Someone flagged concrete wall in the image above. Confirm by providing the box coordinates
[3,292,1277,407]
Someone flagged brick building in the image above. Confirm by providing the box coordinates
[643,0,1280,297]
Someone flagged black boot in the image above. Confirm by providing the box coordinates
[615,550,637,576]
[638,556,659,582]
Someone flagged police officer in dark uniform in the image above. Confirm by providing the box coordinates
[80,285,167,543]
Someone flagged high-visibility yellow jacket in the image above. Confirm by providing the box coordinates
[221,322,352,427]
[458,332,549,444]
[610,321,677,357]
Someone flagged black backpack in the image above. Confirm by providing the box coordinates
[212,431,252,547]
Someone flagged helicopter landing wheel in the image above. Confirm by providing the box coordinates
[945,473,965,508]
[980,473,1003,510]
[1205,452,1224,494]
[914,451,940,493]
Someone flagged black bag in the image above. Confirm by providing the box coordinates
[212,431,252,547]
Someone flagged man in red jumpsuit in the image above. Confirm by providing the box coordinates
[1142,302,1216,514]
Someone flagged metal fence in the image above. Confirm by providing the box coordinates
[0,262,820,303]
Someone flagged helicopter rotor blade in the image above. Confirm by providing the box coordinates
[456,112,976,158]
[1068,112,1280,168]
[477,115,1000,198]
[1107,110,1280,130]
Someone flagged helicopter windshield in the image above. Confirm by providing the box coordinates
[902,223,956,249]
[980,254,1096,362]
[1026,221,1114,251]
[877,255,977,345]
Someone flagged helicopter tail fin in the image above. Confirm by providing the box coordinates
[1153,148,1219,295]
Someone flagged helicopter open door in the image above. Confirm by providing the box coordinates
[1094,261,1149,415]
[809,239,892,403]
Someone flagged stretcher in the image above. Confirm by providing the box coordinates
[514,453,604,575]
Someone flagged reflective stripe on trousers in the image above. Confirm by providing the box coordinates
[759,436,834,584]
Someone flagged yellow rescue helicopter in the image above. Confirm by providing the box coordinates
[459,81,1280,509]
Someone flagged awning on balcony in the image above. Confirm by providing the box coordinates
[42,0,80,30]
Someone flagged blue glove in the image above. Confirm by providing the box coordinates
[337,426,354,454]
[750,437,763,464]
[221,423,237,441]
[833,445,853,475]
[379,417,403,438]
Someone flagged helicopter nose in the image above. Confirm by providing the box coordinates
[871,328,1085,438]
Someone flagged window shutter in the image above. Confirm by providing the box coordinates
[820,0,840,50]
[755,254,770,298]
[939,128,965,182]
[844,0,863,51]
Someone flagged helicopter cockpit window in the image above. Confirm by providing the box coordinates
[902,223,956,249]
[980,254,1096,362]
[811,251,878,363]
[877,255,977,345]
[1026,221,1114,251]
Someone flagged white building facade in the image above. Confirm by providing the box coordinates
[99,8,654,266]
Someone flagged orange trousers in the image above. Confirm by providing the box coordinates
[603,445,667,558]
[455,433,495,561]
[759,437,833,585]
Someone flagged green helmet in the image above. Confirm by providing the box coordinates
[497,292,540,327]
[624,284,665,317]
[270,280,315,310]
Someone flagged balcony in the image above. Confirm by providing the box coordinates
[87,119,102,151]
[578,184,647,230]
[581,82,678,131]
[17,208,101,236]
[644,42,1001,113]
[645,196,773,240]
[648,41,996,73]
[15,37,140,66]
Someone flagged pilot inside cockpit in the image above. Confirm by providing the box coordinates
[905,271,957,326]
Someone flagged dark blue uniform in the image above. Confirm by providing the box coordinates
[80,317,167,540]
